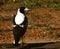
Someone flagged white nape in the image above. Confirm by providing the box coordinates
[15,9,25,25]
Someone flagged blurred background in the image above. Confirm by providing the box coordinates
[0,0,60,43]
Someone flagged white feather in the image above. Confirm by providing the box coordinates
[13,40,15,44]
[15,9,25,25]
[13,40,21,44]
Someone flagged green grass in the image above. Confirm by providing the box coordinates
[47,0,60,10]
[1,0,60,10]
[21,0,41,7]
[0,0,60,10]
[56,33,60,38]
[8,0,13,3]
[0,16,12,21]
[45,25,54,34]
[21,0,60,10]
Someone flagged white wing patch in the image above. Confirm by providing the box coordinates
[15,10,25,25]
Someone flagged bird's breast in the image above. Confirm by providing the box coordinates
[15,13,25,25]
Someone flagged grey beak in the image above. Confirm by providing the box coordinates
[24,8,30,11]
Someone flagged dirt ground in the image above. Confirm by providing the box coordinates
[0,42,60,49]
[0,4,60,44]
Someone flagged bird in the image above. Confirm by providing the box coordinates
[13,7,30,46]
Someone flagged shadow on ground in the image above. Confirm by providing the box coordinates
[0,42,60,49]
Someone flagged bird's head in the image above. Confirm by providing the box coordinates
[17,7,30,14]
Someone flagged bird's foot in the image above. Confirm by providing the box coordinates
[13,44,20,47]
[12,41,20,47]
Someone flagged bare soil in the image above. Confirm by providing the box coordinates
[0,4,60,43]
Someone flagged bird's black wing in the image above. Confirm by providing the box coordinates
[21,16,28,27]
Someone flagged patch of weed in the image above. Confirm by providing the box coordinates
[45,25,54,34]
[56,33,60,37]
[21,0,41,7]
[47,0,60,10]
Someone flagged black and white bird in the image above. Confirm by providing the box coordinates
[13,7,30,46]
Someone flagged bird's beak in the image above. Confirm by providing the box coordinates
[24,8,30,11]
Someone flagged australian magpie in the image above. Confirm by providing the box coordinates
[13,7,30,46]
